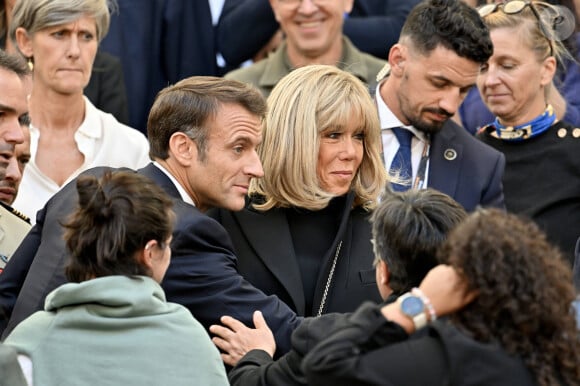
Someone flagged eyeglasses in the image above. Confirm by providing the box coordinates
[478,1,555,56]
[278,0,332,8]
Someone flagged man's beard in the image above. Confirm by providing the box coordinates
[407,107,453,135]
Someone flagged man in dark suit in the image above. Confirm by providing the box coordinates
[0,76,301,357]
[376,0,505,211]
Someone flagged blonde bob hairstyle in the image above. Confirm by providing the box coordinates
[250,64,386,211]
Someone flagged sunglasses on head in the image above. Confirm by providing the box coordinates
[478,1,555,56]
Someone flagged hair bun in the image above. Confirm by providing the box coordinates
[76,175,115,222]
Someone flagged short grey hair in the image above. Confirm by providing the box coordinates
[9,0,114,46]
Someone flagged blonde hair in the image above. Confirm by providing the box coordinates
[481,2,571,66]
[250,64,386,211]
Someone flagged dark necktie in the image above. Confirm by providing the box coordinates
[390,127,413,192]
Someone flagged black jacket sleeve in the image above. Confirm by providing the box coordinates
[161,204,303,357]
[302,302,448,386]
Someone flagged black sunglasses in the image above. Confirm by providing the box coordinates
[478,1,555,56]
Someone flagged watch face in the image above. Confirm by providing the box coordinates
[401,296,424,317]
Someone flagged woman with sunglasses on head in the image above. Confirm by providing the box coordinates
[458,0,580,134]
[475,0,580,266]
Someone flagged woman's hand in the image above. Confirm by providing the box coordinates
[418,264,477,317]
[380,264,477,334]
[209,310,276,367]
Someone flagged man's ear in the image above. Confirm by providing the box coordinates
[388,44,407,77]
[168,132,197,166]
[15,27,33,58]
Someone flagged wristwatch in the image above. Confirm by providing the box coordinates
[397,292,428,330]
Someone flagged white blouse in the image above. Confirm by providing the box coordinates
[13,97,150,223]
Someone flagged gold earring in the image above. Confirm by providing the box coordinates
[27,57,33,71]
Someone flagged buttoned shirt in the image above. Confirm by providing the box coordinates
[13,97,150,223]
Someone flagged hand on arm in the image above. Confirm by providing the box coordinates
[210,310,276,367]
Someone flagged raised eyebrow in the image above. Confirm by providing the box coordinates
[0,103,17,114]
[230,135,258,146]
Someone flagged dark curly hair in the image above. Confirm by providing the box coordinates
[401,0,493,63]
[439,209,580,386]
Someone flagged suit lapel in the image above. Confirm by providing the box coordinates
[428,122,463,198]
[232,208,306,314]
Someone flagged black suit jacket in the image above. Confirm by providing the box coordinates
[0,164,301,355]
[209,193,381,317]
[427,120,506,212]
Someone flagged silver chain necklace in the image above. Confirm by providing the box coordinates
[316,240,342,317]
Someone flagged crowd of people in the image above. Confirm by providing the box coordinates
[0,0,579,385]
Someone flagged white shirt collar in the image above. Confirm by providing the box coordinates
[152,161,195,207]
[375,82,428,143]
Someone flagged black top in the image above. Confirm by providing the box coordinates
[303,302,538,386]
[287,196,344,316]
[478,121,580,265]
[208,192,381,317]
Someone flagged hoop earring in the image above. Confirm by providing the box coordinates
[27,57,33,71]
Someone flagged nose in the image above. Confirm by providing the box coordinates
[438,88,463,117]
[2,121,25,145]
[482,66,501,88]
[67,35,81,58]
[339,137,356,160]
[4,155,21,183]
[297,0,318,13]
[245,150,264,178]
